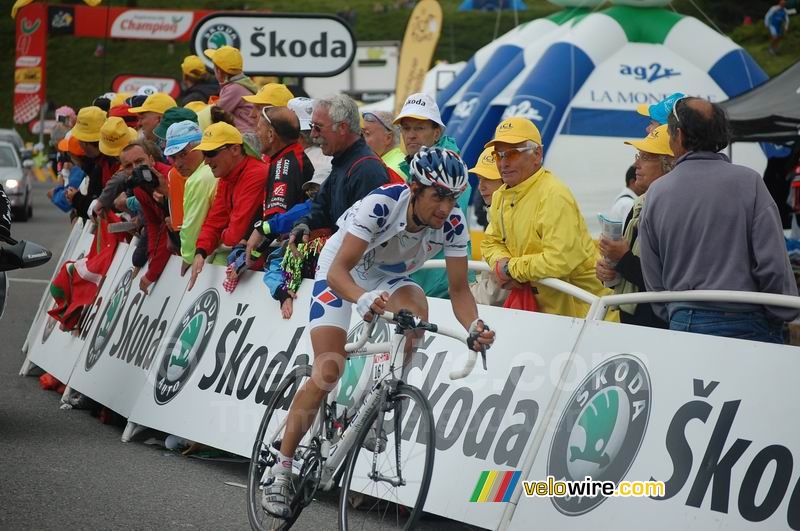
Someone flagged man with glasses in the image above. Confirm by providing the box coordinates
[246,106,314,259]
[481,117,611,318]
[289,94,389,255]
[639,97,798,342]
[393,92,474,298]
[162,121,217,275]
[188,122,267,290]
[361,110,407,178]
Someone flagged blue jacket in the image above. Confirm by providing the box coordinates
[296,138,389,231]
[50,166,86,213]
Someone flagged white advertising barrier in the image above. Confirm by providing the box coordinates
[67,256,187,418]
[123,261,587,529]
[127,265,313,456]
[21,218,87,359]
[507,320,800,531]
[24,226,106,383]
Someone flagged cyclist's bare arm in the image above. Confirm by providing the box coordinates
[445,255,480,328]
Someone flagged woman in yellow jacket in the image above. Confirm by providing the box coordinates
[480,117,613,318]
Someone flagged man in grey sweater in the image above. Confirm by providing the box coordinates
[638,97,798,343]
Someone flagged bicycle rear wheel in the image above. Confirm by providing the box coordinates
[247,364,315,531]
[338,383,435,531]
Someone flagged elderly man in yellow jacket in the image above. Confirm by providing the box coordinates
[481,117,612,318]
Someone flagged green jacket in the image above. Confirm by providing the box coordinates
[405,135,475,298]
[180,163,218,264]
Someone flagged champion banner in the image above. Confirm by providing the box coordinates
[14,2,47,125]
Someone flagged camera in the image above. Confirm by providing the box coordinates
[56,115,67,124]
[125,164,158,192]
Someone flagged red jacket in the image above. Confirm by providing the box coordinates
[195,156,267,256]
[134,187,172,283]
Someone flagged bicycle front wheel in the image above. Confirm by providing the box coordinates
[247,364,314,531]
[338,383,435,531]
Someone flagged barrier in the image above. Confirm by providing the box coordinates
[23,224,100,384]
[20,233,800,529]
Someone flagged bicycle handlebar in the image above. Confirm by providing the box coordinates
[343,310,483,380]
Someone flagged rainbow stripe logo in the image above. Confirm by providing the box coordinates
[470,470,522,502]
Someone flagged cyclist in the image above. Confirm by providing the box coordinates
[262,146,496,518]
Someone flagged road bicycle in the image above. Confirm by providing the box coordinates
[246,309,487,530]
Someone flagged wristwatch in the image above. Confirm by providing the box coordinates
[502,260,511,280]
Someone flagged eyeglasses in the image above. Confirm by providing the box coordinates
[635,152,661,163]
[432,184,463,200]
[261,106,273,126]
[203,145,230,158]
[362,112,392,132]
[309,121,332,134]
[671,96,687,126]
[492,145,536,161]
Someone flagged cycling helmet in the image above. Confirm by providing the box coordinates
[409,146,469,199]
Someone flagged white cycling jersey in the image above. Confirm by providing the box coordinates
[308,183,469,330]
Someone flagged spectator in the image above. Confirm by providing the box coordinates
[247,106,313,260]
[596,125,673,328]
[636,92,685,133]
[288,97,332,185]
[393,92,473,298]
[188,122,268,290]
[609,165,640,222]
[765,0,790,55]
[178,54,220,105]
[204,46,258,133]
[362,110,407,178]
[70,106,120,219]
[153,107,199,232]
[184,101,207,114]
[50,105,76,147]
[128,93,178,142]
[242,83,294,127]
[163,121,217,274]
[108,104,139,130]
[639,97,799,342]
[49,133,86,214]
[118,142,173,294]
[289,94,390,252]
[481,117,611,318]
[469,147,508,307]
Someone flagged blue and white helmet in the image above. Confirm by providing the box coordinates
[409,146,469,199]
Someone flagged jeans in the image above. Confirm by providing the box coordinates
[669,309,785,344]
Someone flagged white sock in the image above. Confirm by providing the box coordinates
[271,452,293,476]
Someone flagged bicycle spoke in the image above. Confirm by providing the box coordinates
[339,384,435,530]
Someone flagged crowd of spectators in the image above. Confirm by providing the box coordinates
[42,43,799,345]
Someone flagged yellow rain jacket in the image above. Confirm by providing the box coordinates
[481,166,613,319]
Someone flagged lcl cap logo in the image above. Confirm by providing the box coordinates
[498,122,515,131]
[481,152,496,165]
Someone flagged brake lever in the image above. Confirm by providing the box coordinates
[468,322,490,371]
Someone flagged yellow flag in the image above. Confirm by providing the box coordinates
[393,0,443,116]
[11,0,34,19]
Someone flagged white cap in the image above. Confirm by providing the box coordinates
[137,85,158,96]
[393,92,444,129]
[288,97,313,131]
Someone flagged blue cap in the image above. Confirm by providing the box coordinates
[164,120,203,156]
[636,92,685,125]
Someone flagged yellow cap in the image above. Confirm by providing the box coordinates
[469,147,501,181]
[192,122,243,151]
[484,117,542,148]
[110,92,132,108]
[71,106,107,142]
[184,101,208,113]
[242,83,294,106]
[128,93,177,115]
[99,117,138,157]
[624,125,673,157]
[204,46,243,74]
[181,55,207,78]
